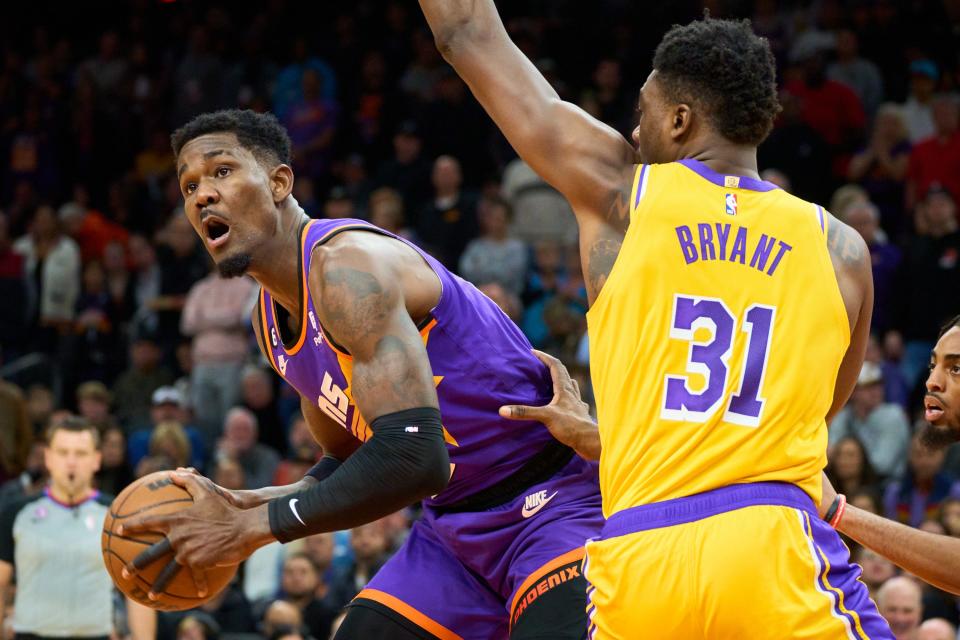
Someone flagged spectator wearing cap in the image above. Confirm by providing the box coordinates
[884,431,960,528]
[111,330,173,429]
[180,263,256,444]
[374,120,433,219]
[828,361,911,479]
[901,59,939,143]
[906,96,960,211]
[891,185,960,386]
[126,386,207,471]
[76,381,114,430]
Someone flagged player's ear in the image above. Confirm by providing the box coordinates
[671,103,693,140]
[269,164,295,204]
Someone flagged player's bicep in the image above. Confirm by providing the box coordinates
[311,249,439,421]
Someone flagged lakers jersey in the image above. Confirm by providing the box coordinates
[258,218,557,507]
[587,159,849,518]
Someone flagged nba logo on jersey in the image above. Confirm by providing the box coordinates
[725,193,738,216]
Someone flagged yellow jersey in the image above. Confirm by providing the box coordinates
[587,159,849,518]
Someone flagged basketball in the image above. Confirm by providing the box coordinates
[101,471,238,611]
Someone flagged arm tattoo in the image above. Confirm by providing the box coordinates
[321,267,390,346]
[827,220,867,267]
[604,185,631,231]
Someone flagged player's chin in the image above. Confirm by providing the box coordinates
[919,421,960,449]
[216,252,253,279]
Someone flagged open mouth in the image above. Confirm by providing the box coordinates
[925,395,945,423]
[203,216,232,249]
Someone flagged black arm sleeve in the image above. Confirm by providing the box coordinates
[268,407,449,542]
[304,455,343,483]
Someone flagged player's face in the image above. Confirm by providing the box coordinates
[924,326,960,441]
[631,71,683,165]
[177,132,284,278]
[44,429,101,496]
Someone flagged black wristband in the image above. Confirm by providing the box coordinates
[305,456,342,483]
[823,495,842,522]
[268,406,448,543]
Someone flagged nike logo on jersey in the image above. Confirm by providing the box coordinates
[289,498,305,526]
[521,490,558,518]
[278,354,288,375]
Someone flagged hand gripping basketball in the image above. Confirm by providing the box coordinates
[118,471,251,601]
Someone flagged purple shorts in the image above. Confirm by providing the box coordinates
[355,455,603,639]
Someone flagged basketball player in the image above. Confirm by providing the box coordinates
[421,2,893,636]
[120,109,603,639]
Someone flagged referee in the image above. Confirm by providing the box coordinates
[0,417,155,640]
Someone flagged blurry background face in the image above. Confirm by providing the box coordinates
[45,428,101,496]
[941,500,960,537]
[350,522,387,563]
[100,428,126,468]
[909,437,945,481]
[857,548,896,589]
[303,532,334,572]
[281,556,319,598]
[833,438,864,481]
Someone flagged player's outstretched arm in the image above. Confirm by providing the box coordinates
[419,0,636,219]
[820,475,960,595]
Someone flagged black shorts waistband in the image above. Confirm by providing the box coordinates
[433,440,575,514]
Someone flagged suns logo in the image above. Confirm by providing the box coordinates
[725,193,738,216]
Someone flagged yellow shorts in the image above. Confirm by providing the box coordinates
[584,483,892,639]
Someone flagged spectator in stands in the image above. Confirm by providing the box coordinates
[841,200,901,334]
[939,497,960,538]
[321,187,355,220]
[893,185,960,386]
[240,366,285,454]
[416,155,478,269]
[148,422,192,469]
[272,414,321,487]
[856,547,897,598]
[847,104,912,237]
[282,68,339,178]
[72,261,123,384]
[477,282,522,324]
[75,381,113,430]
[826,436,879,499]
[918,619,956,640]
[827,28,884,119]
[273,37,337,120]
[279,553,337,640]
[500,157,578,247]
[864,335,909,410]
[102,240,135,324]
[0,438,45,510]
[95,426,131,496]
[14,204,81,354]
[885,431,960,527]
[326,522,389,611]
[57,194,129,265]
[758,91,833,204]
[458,195,527,296]
[301,533,336,598]
[0,383,30,487]
[901,60,939,143]
[877,577,922,640]
[261,600,305,640]
[374,120,432,217]
[127,386,206,471]
[180,265,256,442]
[906,96,960,211]
[828,361,911,479]
[367,187,414,240]
[215,407,279,490]
[154,214,208,353]
[0,212,27,358]
[580,58,632,133]
[111,330,174,429]
[127,234,161,333]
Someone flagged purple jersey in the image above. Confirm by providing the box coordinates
[258,218,556,507]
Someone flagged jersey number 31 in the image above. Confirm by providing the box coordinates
[661,294,775,428]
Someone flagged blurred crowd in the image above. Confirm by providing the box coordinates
[0,1,959,639]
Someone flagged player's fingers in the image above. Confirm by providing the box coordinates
[190,566,209,599]
[531,349,571,394]
[147,558,182,600]
[570,378,582,398]
[122,538,172,579]
[118,513,170,537]
[168,470,206,498]
[499,404,546,421]
[176,466,199,475]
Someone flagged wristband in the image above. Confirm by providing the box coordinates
[824,494,846,528]
[305,456,342,483]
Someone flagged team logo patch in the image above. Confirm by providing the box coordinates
[308,311,317,331]
[725,193,738,216]
[270,327,278,347]
[278,354,288,375]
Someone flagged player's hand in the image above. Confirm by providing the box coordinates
[117,471,265,600]
[499,350,601,460]
[818,472,838,519]
[174,467,252,509]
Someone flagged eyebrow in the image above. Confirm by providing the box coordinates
[177,149,236,179]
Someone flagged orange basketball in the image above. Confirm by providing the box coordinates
[101,471,238,611]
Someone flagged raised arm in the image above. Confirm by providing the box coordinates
[419,0,636,218]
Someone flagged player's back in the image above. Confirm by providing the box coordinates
[587,159,849,517]
[258,219,559,508]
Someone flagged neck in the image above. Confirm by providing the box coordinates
[248,202,311,315]
[48,482,92,506]
[684,141,761,180]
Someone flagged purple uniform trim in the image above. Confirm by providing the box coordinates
[600,481,814,539]
[633,164,648,208]
[817,205,826,232]
[678,158,780,192]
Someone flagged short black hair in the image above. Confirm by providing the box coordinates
[652,17,780,146]
[46,415,100,449]
[171,109,292,166]
[939,314,960,339]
